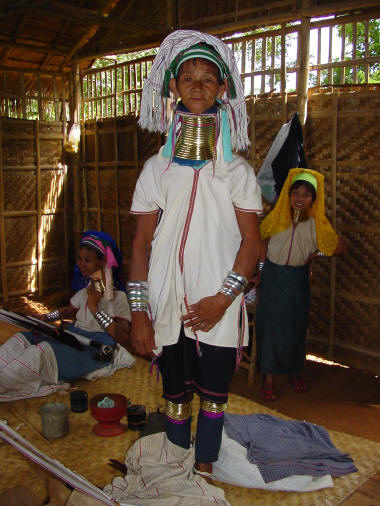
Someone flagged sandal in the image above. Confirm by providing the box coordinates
[259,387,277,402]
[290,378,309,393]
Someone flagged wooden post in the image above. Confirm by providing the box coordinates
[72,63,83,247]
[94,119,101,229]
[297,15,310,126]
[35,121,43,295]
[328,92,338,358]
[113,118,120,247]
[281,23,287,124]
[167,0,177,31]
[0,119,7,302]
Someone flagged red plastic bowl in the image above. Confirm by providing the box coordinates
[90,393,127,437]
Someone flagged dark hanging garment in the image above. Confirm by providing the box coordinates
[257,112,307,203]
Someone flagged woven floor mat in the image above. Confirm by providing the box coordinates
[0,355,379,505]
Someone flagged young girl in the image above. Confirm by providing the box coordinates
[0,230,135,401]
[255,169,347,401]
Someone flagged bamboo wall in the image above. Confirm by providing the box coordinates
[81,116,162,269]
[0,118,72,301]
[245,84,380,370]
[1,86,379,371]
[305,85,380,369]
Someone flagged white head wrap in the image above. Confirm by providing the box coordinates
[138,29,250,151]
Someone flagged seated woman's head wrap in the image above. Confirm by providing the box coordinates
[72,230,125,298]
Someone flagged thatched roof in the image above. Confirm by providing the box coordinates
[0,0,379,72]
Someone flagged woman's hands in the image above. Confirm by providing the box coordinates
[181,293,231,333]
[130,312,156,358]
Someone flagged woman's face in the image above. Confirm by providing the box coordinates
[76,246,105,277]
[289,183,314,211]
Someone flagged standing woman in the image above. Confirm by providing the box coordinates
[255,169,347,401]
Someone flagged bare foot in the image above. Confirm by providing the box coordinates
[194,461,213,484]
[260,373,277,401]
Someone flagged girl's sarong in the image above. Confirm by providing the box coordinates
[255,259,310,374]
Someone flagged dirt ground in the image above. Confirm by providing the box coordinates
[231,358,380,443]
[3,294,380,444]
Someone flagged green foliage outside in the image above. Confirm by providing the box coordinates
[83,48,158,119]
[309,19,380,87]
[82,19,380,118]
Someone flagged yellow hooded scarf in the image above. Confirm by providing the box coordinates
[260,168,338,256]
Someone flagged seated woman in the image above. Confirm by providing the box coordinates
[0,231,135,401]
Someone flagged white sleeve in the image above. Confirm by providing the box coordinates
[230,157,263,214]
[70,288,86,309]
[109,291,131,321]
[130,156,161,214]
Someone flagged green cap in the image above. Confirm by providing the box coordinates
[291,172,318,191]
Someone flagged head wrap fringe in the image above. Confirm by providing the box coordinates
[260,168,339,256]
[138,30,250,151]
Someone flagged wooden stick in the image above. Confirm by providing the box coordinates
[7,406,50,444]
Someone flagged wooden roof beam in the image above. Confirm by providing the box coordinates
[0,38,68,57]
[180,0,380,33]
[0,0,129,31]
[65,0,121,62]
[93,0,135,47]
[0,13,29,65]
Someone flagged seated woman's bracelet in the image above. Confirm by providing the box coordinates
[45,309,60,322]
[316,250,328,258]
[126,281,151,314]
[94,310,114,330]
[218,271,248,301]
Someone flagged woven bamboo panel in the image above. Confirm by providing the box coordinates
[41,170,65,211]
[2,138,35,166]
[40,213,66,258]
[305,117,333,160]
[335,230,380,299]
[138,129,163,169]
[4,171,36,211]
[5,216,37,263]
[247,95,298,170]
[336,172,380,229]
[118,168,139,210]
[42,259,66,289]
[0,117,69,300]
[334,299,380,350]
[6,265,37,293]
[338,119,379,163]
[120,212,137,267]
[39,139,63,166]
[117,118,137,163]
[85,170,99,209]
[99,168,117,209]
[100,212,118,241]
[86,211,99,231]
[98,131,115,163]
[1,118,33,136]
[309,295,329,337]
[84,132,95,163]
[305,86,380,365]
